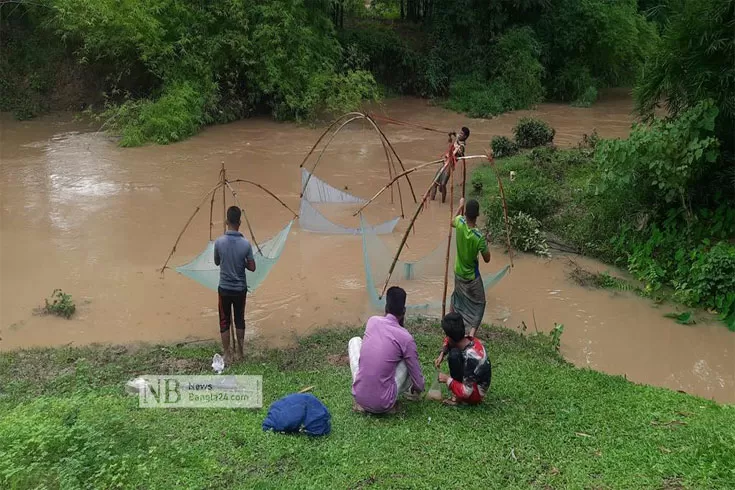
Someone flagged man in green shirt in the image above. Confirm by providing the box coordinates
[450,198,491,337]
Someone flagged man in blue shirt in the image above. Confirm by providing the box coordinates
[214,206,255,362]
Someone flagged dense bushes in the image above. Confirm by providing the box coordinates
[537,0,656,101]
[514,118,555,148]
[446,27,544,118]
[634,0,735,154]
[3,0,378,145]
[473,105,735,329]
[338,23,428,95]
[491,136,519,158]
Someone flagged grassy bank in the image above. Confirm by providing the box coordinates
[1,320,733,489]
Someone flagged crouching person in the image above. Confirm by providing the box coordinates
[348,286,425,414]
[434,312,491,405]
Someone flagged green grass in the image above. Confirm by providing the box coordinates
[1,320,733,489]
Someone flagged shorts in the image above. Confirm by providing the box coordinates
[218,287,247,332]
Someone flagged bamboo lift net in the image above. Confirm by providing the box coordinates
[160,165,298,294]
[298,112,417,235]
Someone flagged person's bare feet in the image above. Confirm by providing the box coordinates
[442,397,459,406]
[352,401,366,413]
[223,349,233,367]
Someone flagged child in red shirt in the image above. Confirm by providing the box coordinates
[434,312,492,405]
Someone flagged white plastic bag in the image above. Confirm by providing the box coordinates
[212,353,225,374]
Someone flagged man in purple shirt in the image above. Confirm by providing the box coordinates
[348,286,425,414]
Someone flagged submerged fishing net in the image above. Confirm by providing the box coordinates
[360,215,510,311]
[176,221,294,293]
[299,168,398,235]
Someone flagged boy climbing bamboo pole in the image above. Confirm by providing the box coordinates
[431,126,470,203]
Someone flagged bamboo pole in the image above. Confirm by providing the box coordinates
[208,185,216,241]
[221,163,226,234]
[441,159,455,317]
[223,181,262,255]
[365,115,418,203]
[160,182,224,274]
[228,179,299,218]
[299,113,418,215]
[390,151,405,218]
[462,158,467,198]
[379,160,450,299]
[300,115,363,197]
[352,155,486,217]
[299,112,364,169]
[486,150,514,268]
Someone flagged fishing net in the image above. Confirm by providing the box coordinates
[299,168,398,235]
[360,215,510,311]
[176,220,294,293]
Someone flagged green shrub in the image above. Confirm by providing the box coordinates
[506,182,560,222]
[446,28,543,118]
[680,242,735,330]
[572,86,598,107]
[48,0,378,146]
[537,0,656,97]
[508,211,550,257]
[491,136,519,158]
[549,63,595,102]
[42,289,76,319]
[338,24,429,95]
[597,100,720,213]
[514,117,555,148]
[634,0,734,152]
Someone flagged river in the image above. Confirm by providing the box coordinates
[1,91,733,403]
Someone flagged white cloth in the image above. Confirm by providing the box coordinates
[348,336,411,395]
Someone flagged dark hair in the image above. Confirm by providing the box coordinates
[465,199,480,221]
[385,286,407,317]
[461,127,470,138]
[226,206,241,226]
[442,312,465,342]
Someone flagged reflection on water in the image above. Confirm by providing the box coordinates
[1,93,733,403]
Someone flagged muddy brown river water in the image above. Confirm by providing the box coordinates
[1,92,733,403]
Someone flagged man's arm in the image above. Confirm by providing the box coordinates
[437,371,474,399]
[451,198,465,228]
[480,233,491,263]
[245,243,256,272]
[214,242,221,266]
[403,338,425,393]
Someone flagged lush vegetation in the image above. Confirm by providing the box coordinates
[474,103,735,329]
[1,321,733,489]
[1,0,378,145]
[2,0,672,142]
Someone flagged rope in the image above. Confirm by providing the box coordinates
[368,114,447,135]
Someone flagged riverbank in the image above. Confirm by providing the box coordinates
[1,320,733,489]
